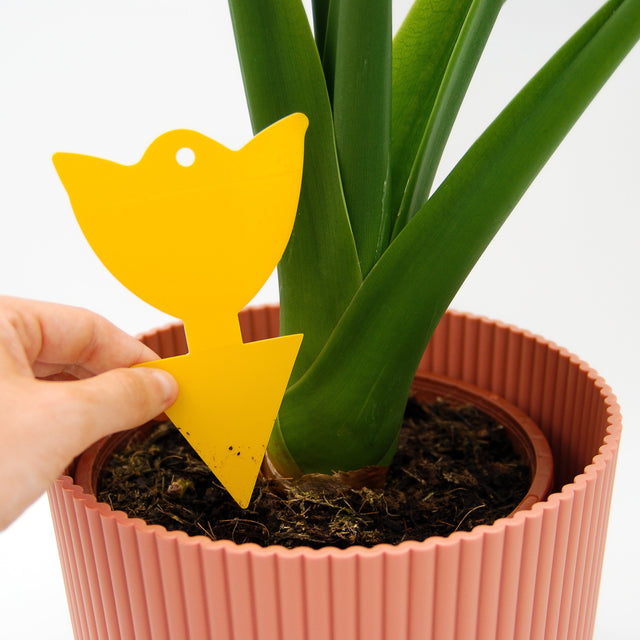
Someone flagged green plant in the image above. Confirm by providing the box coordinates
[228,0,640,479]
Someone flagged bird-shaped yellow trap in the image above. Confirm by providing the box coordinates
[53,113,308,508]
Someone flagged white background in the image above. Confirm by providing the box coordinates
[1,1,638,638]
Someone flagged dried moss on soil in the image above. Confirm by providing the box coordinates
[98,397,530,549]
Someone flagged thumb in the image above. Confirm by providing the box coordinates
[48,366,178,454]
[0,368,178,530]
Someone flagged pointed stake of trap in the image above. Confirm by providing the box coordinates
[53,113,308,507]
[140,336,302,508]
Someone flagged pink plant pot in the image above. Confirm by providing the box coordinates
[48,307,621,640]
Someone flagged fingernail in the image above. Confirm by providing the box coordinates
[150,369,179,405]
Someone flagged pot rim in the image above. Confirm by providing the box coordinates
[62,309,622,558]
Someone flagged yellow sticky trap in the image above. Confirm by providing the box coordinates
[53,113,308,508]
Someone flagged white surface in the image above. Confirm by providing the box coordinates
[1,1,638,638]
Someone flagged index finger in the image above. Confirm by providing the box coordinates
[0,296,161,377]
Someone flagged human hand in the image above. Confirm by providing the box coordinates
[0,296,178,530]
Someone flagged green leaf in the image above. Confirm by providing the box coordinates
[271,0,640,474]
[392,0,504,237]
[390,0,476,218]
[332,0,392,275]
[229,0,362,382]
